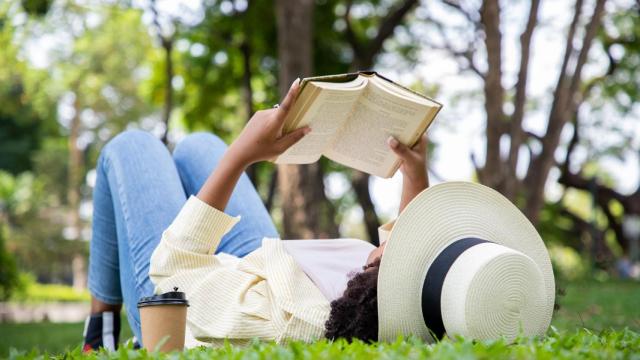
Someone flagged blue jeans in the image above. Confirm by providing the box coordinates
[87,130,279,341]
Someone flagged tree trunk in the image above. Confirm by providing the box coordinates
[478,0,506,192]
[265,167,278,212]
[430,0,608,227]
[523,0,606,224]
[240,40,258,184]
[351,171,380,246]
[275,0,339,239]
[69,95,86,290]
[160,37,174,145]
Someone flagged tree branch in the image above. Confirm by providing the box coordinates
[357,0,419,68]
[559,171,629,210]
[150,0,175,145]
[600,199,628,253]
[565,0,607,113]
[535,0,584,156]
[343,0,365,62]
[441,0,479,24]
[425,16,485,79]
[561,119,580,175]
[506,0,540,198]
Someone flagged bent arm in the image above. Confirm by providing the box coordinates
[399,170,428,213]
[196,149,248,212]
[378,134,429,244]
[151,80,308,289]
[197,79,308,212]
[149,196,239,290]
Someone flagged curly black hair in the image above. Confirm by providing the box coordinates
[324,257,381,342]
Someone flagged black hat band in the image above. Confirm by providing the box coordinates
[420,238,491,339]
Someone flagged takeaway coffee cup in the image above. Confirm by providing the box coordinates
[137,287,189,352]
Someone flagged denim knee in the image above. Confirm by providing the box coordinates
[173,132,228,165]
[100,130,162,164]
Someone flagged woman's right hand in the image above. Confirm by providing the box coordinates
[227,79,311,167]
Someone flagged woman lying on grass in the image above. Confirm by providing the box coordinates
[83,79,429,350]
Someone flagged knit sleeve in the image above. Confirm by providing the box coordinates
[149,196,240,290]
[378,220,396,244]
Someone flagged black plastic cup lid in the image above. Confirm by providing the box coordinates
[137,287,189,308]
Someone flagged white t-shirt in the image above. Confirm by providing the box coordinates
[280,239,376,301]
[214,239,376,302]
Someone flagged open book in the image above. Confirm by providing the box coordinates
[275,71,443,178]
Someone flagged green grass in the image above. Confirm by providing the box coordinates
[1,280,639,358]
[553,280,640,330]
[0,315,133,357]
[5,329,640,359]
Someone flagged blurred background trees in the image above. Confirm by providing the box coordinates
[0,0,638,296]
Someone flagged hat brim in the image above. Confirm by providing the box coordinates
[377,181,555,342]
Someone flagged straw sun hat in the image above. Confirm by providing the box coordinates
[377,182,555,342]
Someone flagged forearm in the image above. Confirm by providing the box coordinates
[399,172,429,213]
[196,146,248,212]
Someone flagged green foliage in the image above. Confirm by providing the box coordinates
[9,273,90,303]
[153,0,279,141]
[31,138,70,205]
[0,170,42,224]
[0,8,58,174]
[0,170,80,283]
[0,3,159,284]
[20,0,51,16]
[597,3,640,114]
[0,224,21,301]
[3,329,639,359]
[548,244,588,281]
[538,201,582,250]
[577,4,640,166]
[58,5,156,143]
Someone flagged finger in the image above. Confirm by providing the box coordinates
[277,126,310,151]
[387,136,412,159]
[412,134,428,155]
[277,78,301,118]
[412,134,427,150]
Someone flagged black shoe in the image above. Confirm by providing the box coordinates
[82,311,121,352]
[125,337,141,350]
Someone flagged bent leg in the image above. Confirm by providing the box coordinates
[173,132,278,257]
[89,158,124,306]
[90,130,186,341]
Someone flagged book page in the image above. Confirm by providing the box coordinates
[276,85,364,164]
[325,82,436,177]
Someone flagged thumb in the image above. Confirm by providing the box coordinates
[387,136,411,158]
[277,127,311,151]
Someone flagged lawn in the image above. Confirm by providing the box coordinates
[1,280,639,358]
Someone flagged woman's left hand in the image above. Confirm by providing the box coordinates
[198,79,309,212]
[227,79,310,167]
